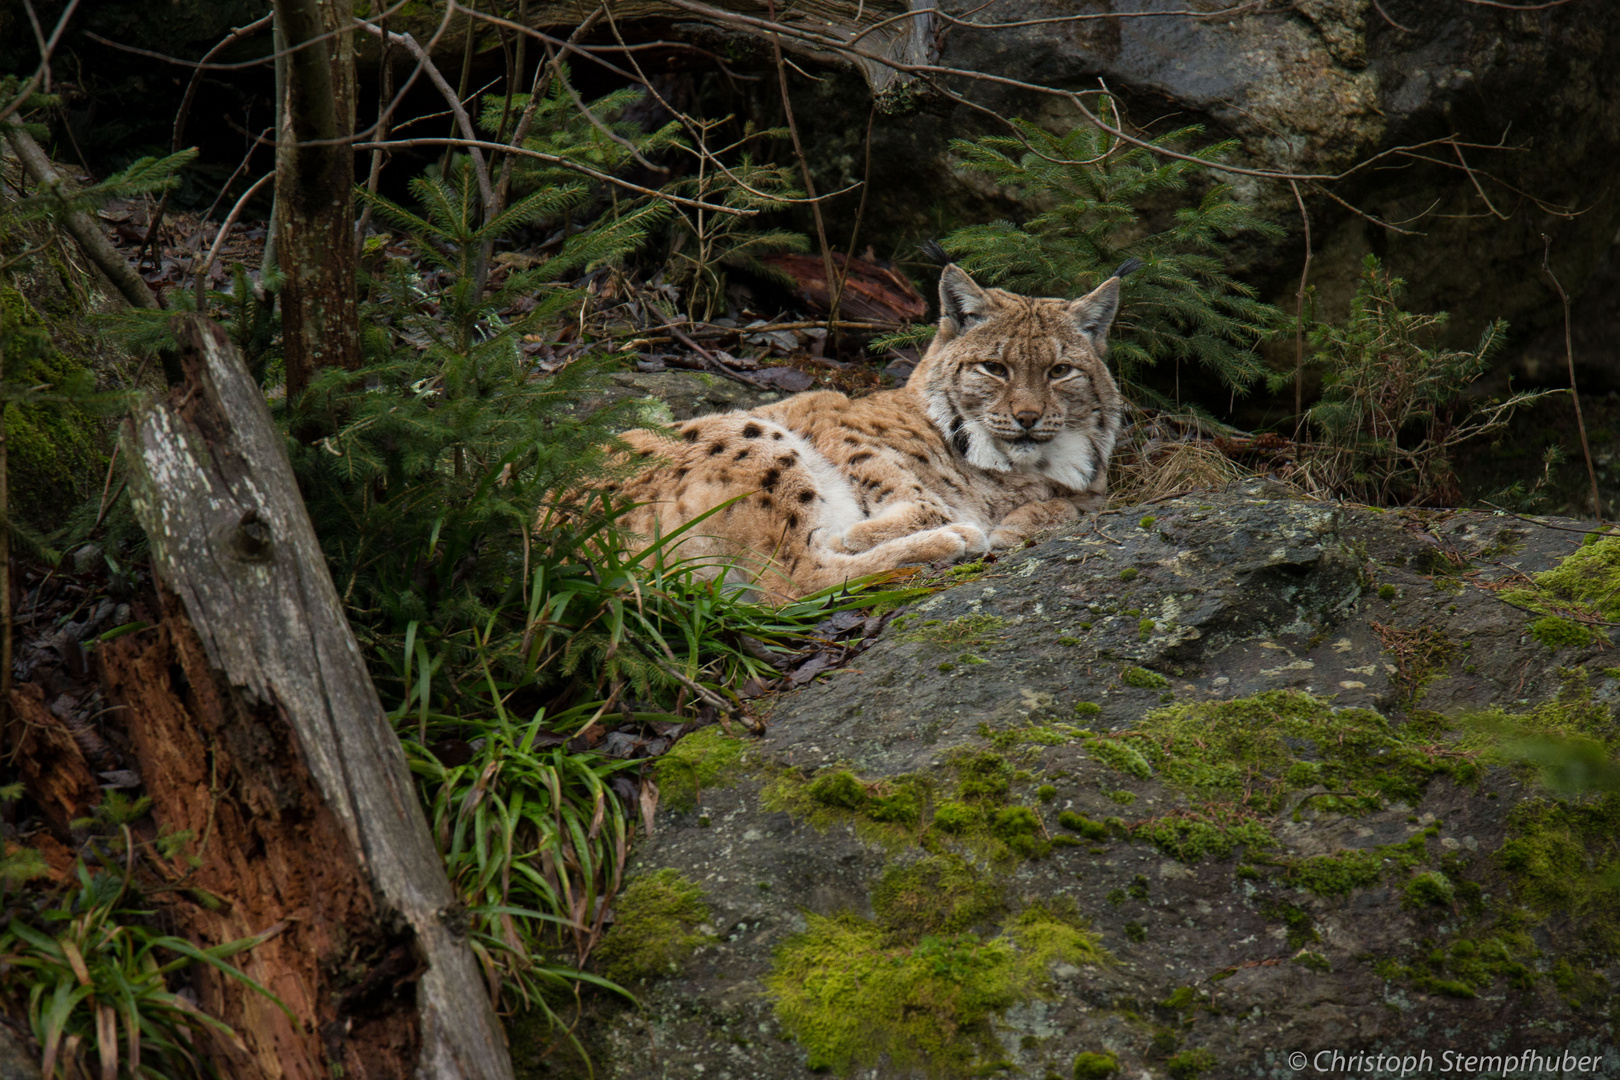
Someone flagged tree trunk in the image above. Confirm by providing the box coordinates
[103,314,514,1080]
[275,0,363,400]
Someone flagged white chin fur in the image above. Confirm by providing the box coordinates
[928,387,1108,490]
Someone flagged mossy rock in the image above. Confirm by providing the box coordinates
[593,869,712,983]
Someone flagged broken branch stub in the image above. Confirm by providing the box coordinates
[119,314,514,1080]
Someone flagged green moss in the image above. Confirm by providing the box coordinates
[872,854,1003,938]
[991,806,1048,857]
[768,904,1103,1078]
[1529,616,1596,650]
[932,801,980,834]
[809,770,869,810]
[1402,871,1455,908]
[1057,636,1082,647]
[1166,1049,1216,1079]
[1378,583,1397,601]
[1072,1051,1120,1079]
[1294,951,1331,973]
[1132,811,1272,862]
[1138,516,1157,530]
[955,752,1012,801]
[655,727,747,812]
[1037,784,1057,803]
[1518,532,1620,621]
[0,282,113,533]
[906,613,1005,647]
[1380,933,1535,998]
[1123,922,1147,943]
[1087,738,1153,780]
[1494,793,1620,951]
[1058,811,1109,841]
[1118,567,1139,581]
[1287,835,1428,897]
[1287,850,1384,897]
[595,869,712,982]
[1074,702,1101,716]
[1120,666,1169,689]
[869,788,922,827]
[1130,691,1465,815]
[1138,618,1155,641]
[1261,900,1318,949]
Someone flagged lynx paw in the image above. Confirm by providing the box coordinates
[943,522,990,556]
[987,525,1023,550]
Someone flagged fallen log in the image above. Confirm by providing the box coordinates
[105,314,514,1080]
[369,0,938,94]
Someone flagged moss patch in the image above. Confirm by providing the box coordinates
[1501,533,1620,644]
[871,854,1004,939]
[654,727,747,812]
[904,613,1006,647]
[1072,1050,1120,1078]
[768,901,1104,1078]
[0,280,112,532]
[1120,666,1169,690]
[594,869,712,982]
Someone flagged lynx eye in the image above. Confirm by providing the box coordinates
[1048,364,1075,379]
[977,362,1009,378]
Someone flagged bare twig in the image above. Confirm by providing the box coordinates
[136,13,274,269]
[1541,234,1603,522]
[654,314,770,389]
[355,8,395,254]
[0,0,82,126]
[194,171,275,309]
[356,22,496,219]
[766,0,839,347]
[1290,180,1313,440]
[830,103,878,338]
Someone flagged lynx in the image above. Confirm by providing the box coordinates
[607,262,1128,600]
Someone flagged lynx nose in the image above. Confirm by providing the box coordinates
[1014,410,1042,430]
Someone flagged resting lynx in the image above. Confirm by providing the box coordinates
[609,262,1127,600]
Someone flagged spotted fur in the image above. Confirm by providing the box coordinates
[609,264,1125,601]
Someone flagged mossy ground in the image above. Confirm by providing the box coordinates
[593,868,713,983]
[1501,531,1620,645]
[0,278,113,536]
[769,885,1105,1078]
[654,726,748,812]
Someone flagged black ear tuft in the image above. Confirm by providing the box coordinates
[918,239,951,267]
[1113,257,1144,280]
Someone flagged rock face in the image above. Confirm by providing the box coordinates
[794,1,1620,361]
[540,483,1620,1080]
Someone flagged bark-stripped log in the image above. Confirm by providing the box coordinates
[372,0,939,94]
[109,314,514,1080]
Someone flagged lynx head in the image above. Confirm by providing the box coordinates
[917,264,1126,492]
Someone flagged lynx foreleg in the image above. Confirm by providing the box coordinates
[986,497,1091,550]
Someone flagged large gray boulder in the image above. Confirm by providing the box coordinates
[794,1,1620,366]
[532,483,1620,1080]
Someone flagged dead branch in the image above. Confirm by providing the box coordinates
[4,125,160,309]
[1541,234,1603,522]
[0,0,82,125]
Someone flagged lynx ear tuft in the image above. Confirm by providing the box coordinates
[938,264,993,331]
[1069,277,1122,352]
[1112,256,1144,280]
[918,239,951,266]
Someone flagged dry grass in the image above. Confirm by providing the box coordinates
[1108,437,1252,508]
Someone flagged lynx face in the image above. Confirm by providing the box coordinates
[920,266,1124,493]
